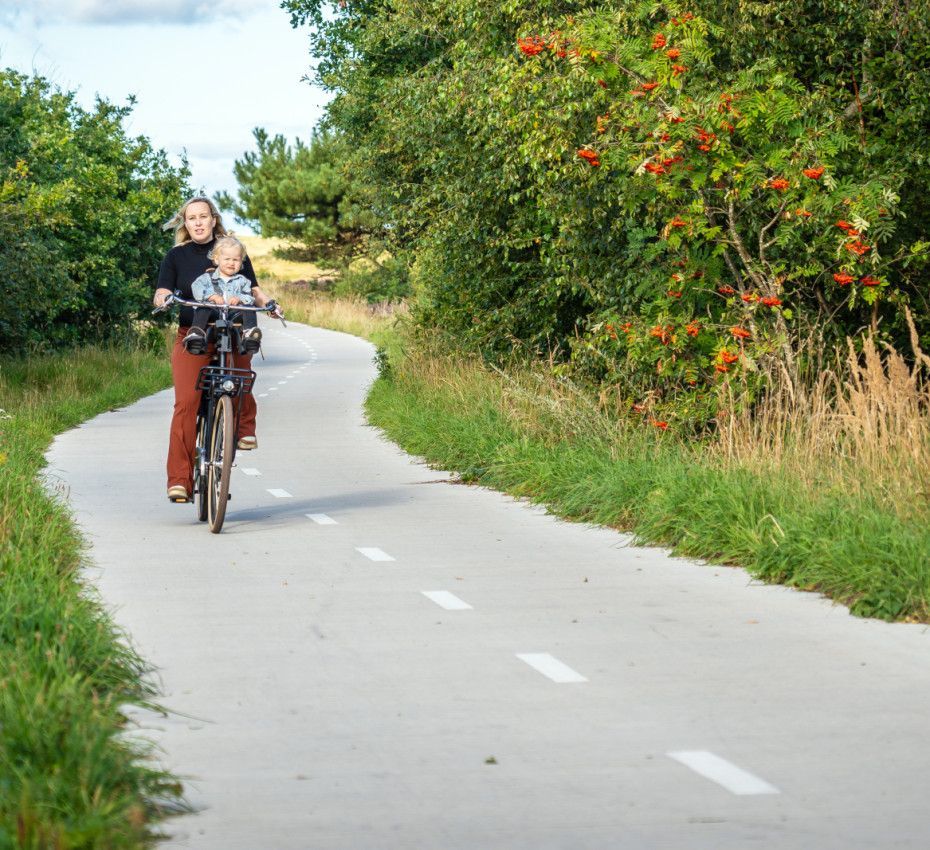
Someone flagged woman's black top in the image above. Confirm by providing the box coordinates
[156,239,259,328]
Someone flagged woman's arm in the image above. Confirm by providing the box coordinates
[250,285,273,307]
[250,286,285,317]
[242,255,259,288]
[240,255,266,305]
[153,251,176,307]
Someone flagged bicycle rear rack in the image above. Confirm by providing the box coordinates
[196,366,257,398]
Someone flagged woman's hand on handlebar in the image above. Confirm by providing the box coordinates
[152,292,282,326]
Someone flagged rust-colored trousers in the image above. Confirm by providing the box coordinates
[166,327,257,493]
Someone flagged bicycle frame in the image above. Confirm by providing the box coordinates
[154,293,283,530]
[193,306,258,476]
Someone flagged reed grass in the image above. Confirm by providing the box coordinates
[715,309,930,519]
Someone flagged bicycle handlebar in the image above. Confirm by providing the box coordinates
[153,293,286,326]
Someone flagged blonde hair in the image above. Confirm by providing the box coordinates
[208,235,247,263]
[163,195,229,245]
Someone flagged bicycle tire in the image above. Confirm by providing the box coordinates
[195,413,208,522]
[207,395,235,533]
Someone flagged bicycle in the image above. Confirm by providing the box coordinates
[154,293,285,533]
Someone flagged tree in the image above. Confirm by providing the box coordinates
[217,127,376,259]
[0,69,190,352]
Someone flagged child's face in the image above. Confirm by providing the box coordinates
[216,246,244,277]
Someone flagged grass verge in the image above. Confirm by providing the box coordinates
[0,344,182,848]
[365,344,930,623]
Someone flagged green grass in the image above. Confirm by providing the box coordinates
[365,346,930,623]
[0,344,182,848]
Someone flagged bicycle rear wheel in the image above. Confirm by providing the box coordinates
[207,394,235,533]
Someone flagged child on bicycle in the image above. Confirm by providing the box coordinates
[183,235,263,354]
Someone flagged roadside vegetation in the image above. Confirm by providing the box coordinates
[0,69,188,354]
[0,67,189,845]
[269,280,406,349]
[367,328,930,622]
[0,345,180,847]
[272,0,930,388]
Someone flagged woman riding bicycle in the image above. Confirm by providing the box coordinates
[152,195,280,503]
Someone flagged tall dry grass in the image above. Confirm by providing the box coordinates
[265,279,407,343]
[389,308,930,527]
[237,233,337,283]
[714,309,930,517]
[231,233,405,342]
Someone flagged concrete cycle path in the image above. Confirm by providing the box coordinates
[46,319,930,849]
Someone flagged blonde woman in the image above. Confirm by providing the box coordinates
[153,196,277,503]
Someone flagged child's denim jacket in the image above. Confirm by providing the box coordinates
[191,270,255,305]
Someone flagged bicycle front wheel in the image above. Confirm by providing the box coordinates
[207,394,235,533]
[195,412,208,522]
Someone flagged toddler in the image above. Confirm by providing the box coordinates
[182,236,262,354]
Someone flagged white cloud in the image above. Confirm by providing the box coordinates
[3,0,267,26]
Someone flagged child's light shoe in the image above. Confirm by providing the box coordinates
[241,327,262,353]
[182,327,206,354]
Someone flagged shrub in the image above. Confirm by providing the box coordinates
[335,254,411,303]
[0,70,189,353]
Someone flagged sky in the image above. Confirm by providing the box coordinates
[0,0,331,232]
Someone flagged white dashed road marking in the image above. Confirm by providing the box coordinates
[258,393,268,398]
[421,591,473,611]
[667,751,780,796]
[267,488,292,498]
[516,653,587,683]
[240,468,261,476]
[306,513,338,525]
[355,547,395,562]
